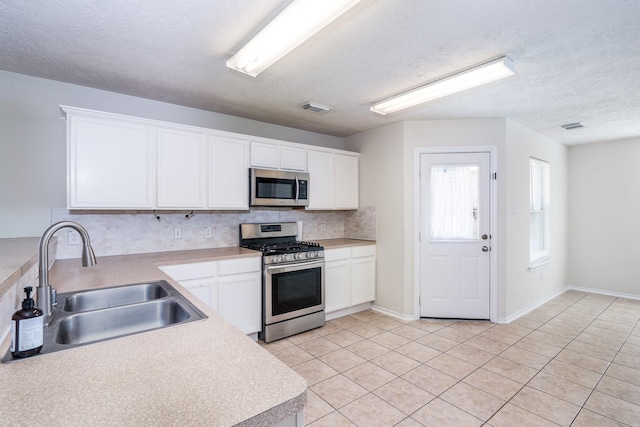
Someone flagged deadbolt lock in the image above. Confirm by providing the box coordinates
[482,234,489,240]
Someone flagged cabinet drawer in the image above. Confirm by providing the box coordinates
[352,245,376,258]
[219,257,261,275]
[325,248,351,262]
[161,261,218,281]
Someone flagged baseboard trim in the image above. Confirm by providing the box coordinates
[567,285,640,301]
[497,286,569,324]
[371,304,417,322]
[325,302,373,321]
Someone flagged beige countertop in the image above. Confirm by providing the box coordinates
[315,238,376,249]
[0,237,40,294]
[0,247,306,426]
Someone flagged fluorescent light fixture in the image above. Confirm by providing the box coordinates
[227,0,361,77]
[370,56,516,115]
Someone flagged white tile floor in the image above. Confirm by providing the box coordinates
[259,291,640,426]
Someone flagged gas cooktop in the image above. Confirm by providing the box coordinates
[245,241,322,256]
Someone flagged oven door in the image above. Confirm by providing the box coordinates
[264,259,324,325]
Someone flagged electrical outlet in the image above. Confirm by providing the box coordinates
[68,230,80,245]
[174,227,182,239]
[204,227,212,239]
[320,223,326,231]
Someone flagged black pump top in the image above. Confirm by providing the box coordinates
[22,286,35,310]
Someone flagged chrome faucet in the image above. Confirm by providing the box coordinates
[37,221,97,318]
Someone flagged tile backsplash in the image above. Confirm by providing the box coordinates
[52,207,376,259]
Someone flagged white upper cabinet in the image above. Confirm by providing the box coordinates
[250,140,307,171]
[250,141,280,169]
[157,127,207,208]
[307,150,335,209]
[67,111,156,209]
[334,153,359,210]
[307,150,359,210]
[209,135,249,210]
[62,106,357,211]
[280,145,307,171]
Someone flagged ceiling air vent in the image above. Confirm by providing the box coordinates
[561,122,584,130]
[301,102,332,114]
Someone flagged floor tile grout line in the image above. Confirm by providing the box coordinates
[509,293,618,426]
[266,294,640,426]
[573,307,640,421]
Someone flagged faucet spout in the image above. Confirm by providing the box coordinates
[37,221,97,318]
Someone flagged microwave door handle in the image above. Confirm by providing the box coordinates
[294,176,299,204]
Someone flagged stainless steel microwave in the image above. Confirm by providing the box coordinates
[250,168,310,207]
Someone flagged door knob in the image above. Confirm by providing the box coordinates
[482,246,489,252]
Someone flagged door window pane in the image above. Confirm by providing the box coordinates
[430,165,479,240]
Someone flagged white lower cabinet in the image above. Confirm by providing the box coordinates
[160,257,262,335]
[324,245,376,314]
[219,273,261,335]
[351,245,376,305]
[325,248,352,313]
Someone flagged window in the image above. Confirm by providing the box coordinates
[529,158,550,267]
[429,165,480,240]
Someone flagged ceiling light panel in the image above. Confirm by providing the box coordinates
[227,0,361,77]
[371,56,516,115]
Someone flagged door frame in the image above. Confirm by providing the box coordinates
[413,146,498,322]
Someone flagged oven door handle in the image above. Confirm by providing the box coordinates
[265,259,325,274]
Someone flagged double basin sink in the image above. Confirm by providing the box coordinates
[3,280,207,362]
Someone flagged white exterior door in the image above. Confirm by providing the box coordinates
[420,152,492,319]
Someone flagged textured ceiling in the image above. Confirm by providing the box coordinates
[1,0,639,145]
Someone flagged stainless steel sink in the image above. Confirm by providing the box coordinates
[62,282,168,312]
[2,280,207,362]
[57,299,191,345]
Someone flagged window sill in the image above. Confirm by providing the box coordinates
[529,257,551,272]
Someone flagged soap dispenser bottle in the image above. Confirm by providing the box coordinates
[11,286,44,358]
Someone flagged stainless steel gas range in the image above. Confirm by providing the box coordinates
[240,222,325,343]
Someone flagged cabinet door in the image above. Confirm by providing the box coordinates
[250,141,280,169]
[179,277,219,312]
[306,150,335,209]
[351,247,376,305]
[68,115,155,208]
[157,127,207,208]
[209,135,249,209]
[334,154,359,210]
[280,146,307,171]
[218,272,262,334]
[325,259,351,313]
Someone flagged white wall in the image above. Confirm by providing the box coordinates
[347,119,508,317]
[346,118,570,320]
[404,120,508,318]
[568,137,640,296]
[504,121,569,319]
[345,123,406,315]
[0,71,344,238]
